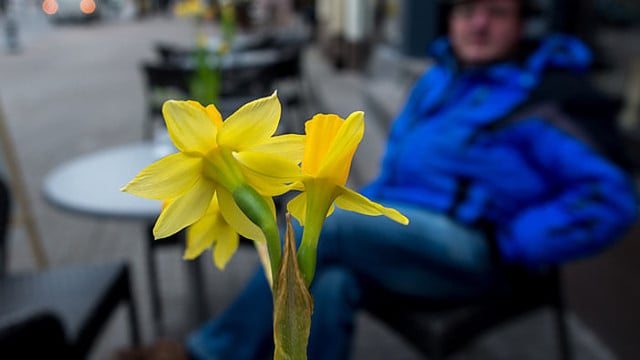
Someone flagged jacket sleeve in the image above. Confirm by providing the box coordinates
[361,67,444,197]
[496,120,638,268]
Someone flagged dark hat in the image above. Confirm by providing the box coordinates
[440,0,540,17]
[440,0,525,4]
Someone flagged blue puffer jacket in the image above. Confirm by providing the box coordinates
[362,34,638,268]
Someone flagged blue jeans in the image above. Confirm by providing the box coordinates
[187,202,505,360]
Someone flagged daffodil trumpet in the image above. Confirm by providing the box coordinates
[296,180,340,286]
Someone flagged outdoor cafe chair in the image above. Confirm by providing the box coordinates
[0,177,140,359]
[362,265,572,360]
[0,311,71,358]
[151,37,310,134]
[139,60,277,139]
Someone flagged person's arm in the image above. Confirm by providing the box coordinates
[362,66,449,195]
[496,119,638,268]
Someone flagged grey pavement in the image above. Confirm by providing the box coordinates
[0,13,621,360]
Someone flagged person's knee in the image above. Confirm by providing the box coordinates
[311,267,361,306]
[314,209,358,263]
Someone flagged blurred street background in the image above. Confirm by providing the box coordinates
[1,0,640,359]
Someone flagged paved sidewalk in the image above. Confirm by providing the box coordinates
[0,14,621,359]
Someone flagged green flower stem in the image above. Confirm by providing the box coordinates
[297,217,321,287]
[207,150,282,280]
[297,182,336,287]
[233,183,281,279]
[220,3,236,46]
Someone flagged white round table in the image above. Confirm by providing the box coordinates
[42,141,206,336]
[42,142,170,220]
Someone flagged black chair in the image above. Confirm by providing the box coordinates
[152,36,310,134]
[140,61,277,139]
[270,44,310,134]
[153,31,307,65]
[362,266,571,359]
[139,62,192,140]
[0,311,71,358]
[0,178,140,359]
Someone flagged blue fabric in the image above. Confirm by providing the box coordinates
[362,34,638,267]
[187,204,504,360]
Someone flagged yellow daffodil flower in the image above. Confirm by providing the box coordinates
[288,112,409,285]
[122,93,304,275]
[183,194,235,269]
[174,0,213,19]
[182,191,273,269]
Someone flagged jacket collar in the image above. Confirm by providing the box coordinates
[429,34,592,90]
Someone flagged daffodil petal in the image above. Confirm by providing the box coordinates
[290,181,305,192]
[163,100,218,154]
[235,151,301,180]
[234,151,301,195]
[218,92,281,150]
[213,223,239,269]
[287,192,307,226]
[184,214,217,260]
[248,134,306,164]
[204,104,224,128]
[187,101,224,128]
[326,203,335,218]
[216,187,267,242]
[318,111,364,181]
[153,178,216,238]
[239,171,295,196]
[121,153,200,200]
[335,187,409,225]
[302,114,343,176]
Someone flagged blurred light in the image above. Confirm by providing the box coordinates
[80,0,96,14]
[42,0,59,15]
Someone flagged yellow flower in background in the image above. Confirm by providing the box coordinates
[182,195,238,269]
[288,112,408,285]
[174,0,213,19]
[183,193,268,269]
[121,93,304,241]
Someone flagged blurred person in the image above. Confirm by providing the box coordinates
[125,0,639,359]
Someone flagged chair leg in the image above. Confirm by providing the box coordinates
[145,225,163,337]
[551,268,572,360]
[186,256,208,321]
[123,265,141,346]
[553,303,572,360]
[425,334,447,360]
[179,227,208,320]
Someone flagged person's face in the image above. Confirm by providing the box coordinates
[448,0,523,66]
